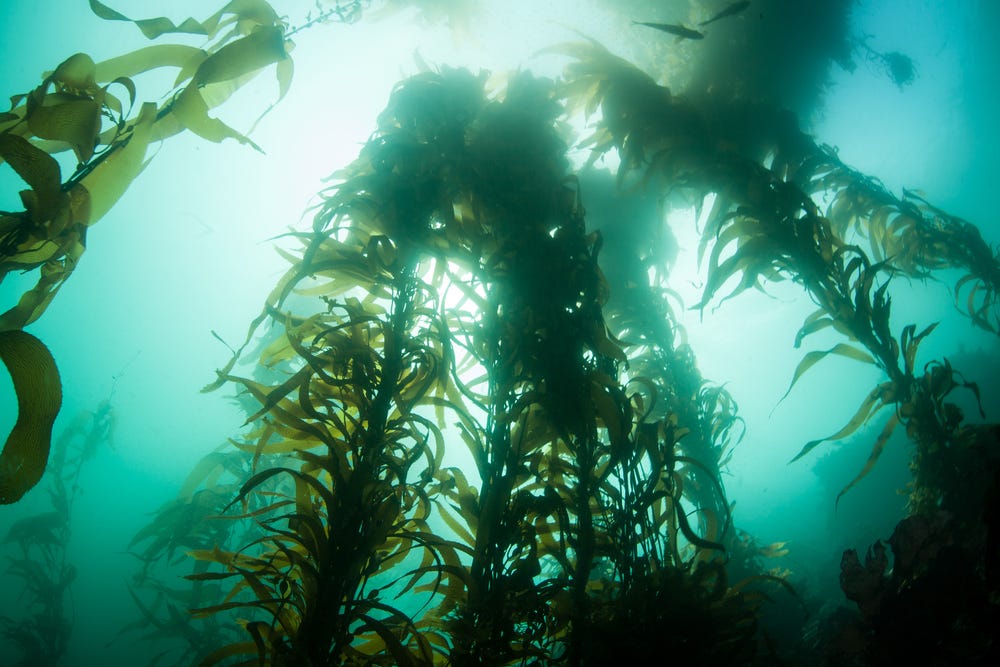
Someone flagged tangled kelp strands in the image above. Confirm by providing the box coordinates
[178,50,1000,667]
[555,42,1000,664]
[2,1,999,665]
[167,68,767,665]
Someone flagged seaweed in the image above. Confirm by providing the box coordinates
[557,39,997,515]
[0,330,62,505]
[836,506,1000,664]
[0,0,304,505]
[178,64,760,665]
[3,3,998,664]
[0,0,293,329]
[0,397,116,666]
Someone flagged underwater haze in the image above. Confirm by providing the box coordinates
[2,0,999,665]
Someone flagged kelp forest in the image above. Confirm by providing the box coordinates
[1,0,999,665]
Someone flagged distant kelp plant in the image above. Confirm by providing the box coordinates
[0,398,116,666]
[111,446,268,666]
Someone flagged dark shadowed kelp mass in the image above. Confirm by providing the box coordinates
[1,1,999,665]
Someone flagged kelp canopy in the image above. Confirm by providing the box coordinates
[1,1,999,665]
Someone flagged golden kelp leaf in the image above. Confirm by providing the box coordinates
[244,49,294,136]
[171,80,261,150]
[271,54,294,110]
[94,44,205,82]
[0,133,63,223]
[0,185,89,272]
[46,53,98,94]
[81,101,157,223]
[697,226,777,311]
[794,308,835,348]
[89,0,213,39]
[835,413,900,507]
[674,501,726,553]
[0,330,62,504]
[900,321,938,375]
[355,612,419,667]
[788,381,890,463]
[26,95,102,164]
[224,0,281,28]
[99,76,136,119]
[177,450,231,499]
[589,319,627,362]
[0,110,25,135]
[590,381,626,451]
[778,343,877,404]
[758,541,790,559]
[0,235,86,330]
[626,375,659,420]
[258,331,296,366]
[193,26,287,86]
[201,312,269,393]
[433,498,476,548]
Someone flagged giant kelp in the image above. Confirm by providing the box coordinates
[555,35,1000,663]
[3,1,998,665]
[0,0,304,504]
[557,40,998,510]
[1,2,294,328]
[181,65,769,665]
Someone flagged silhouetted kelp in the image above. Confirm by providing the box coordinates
[559,37,999,664]
[830,501,1000,664]
[2,1,998,665]
[0,397,119,666]
[177,64,777,665]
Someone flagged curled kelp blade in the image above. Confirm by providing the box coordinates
[0,329,62,504]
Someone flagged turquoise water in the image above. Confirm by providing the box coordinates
[2,1,999,664]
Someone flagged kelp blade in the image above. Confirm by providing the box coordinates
[0,330,62,504]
